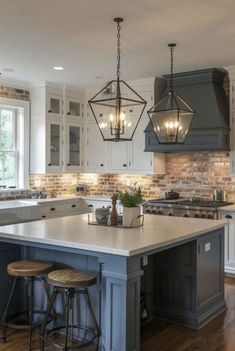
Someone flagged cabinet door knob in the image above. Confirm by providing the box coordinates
[72,204,76,208]
[225,214,232,219]
[123,164,127,167]
[50,207,56,211]
[48,163,52,166]
[100,163,104,167]
[48,110,52,113]
[67,163,70,166]
[42,215,46,218]
[67,112,71,115]
[88,204,93,207]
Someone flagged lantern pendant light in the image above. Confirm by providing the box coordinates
[147,43,195,144]
[88,18,147,142]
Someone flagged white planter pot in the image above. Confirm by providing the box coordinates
[122,206,141,227]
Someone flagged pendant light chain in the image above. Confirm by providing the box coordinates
[116,20,121,80]
[170,45,174,92]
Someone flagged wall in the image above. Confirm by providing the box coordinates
[29,151,235,201]
[0,86,29,100]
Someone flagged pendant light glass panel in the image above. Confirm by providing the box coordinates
[89,79,146,141]
[147,43,195,144]
[148,90,195,144]
[88,17,146,142]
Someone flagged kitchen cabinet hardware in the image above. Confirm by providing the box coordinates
[100,164,104,167]
[67,164,70,166]
[129,109,133,113]
[71,204,76,208]
[50,208,56,211]
[48,163,52,166]
[88,204,93,207]
[123,164,127,167]
[67,112,71,115]
[48,110,52,113]
[225,214,232,219]
[42,215,46,218]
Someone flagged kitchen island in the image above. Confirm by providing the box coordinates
[0,214,228,351]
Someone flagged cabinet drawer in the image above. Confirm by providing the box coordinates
[66,202,82,211]
[40,203,66,214]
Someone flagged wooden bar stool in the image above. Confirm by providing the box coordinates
[39,269,101,351]
[1,260,54,351]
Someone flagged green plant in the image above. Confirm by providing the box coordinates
[117,186,144,208]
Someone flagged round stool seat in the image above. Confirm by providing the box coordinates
[7,260,53,277]
[48,269,97,288]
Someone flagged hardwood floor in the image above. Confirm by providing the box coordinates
[141,277,235,351]
[0,277,235,350]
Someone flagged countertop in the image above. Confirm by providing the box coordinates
[218,204,235,212]
[0,214,228,257]
[27,195,112,203]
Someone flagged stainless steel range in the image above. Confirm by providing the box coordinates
[143,198,233,219]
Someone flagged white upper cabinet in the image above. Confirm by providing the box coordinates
[64,121,83,171]
[84,78,166,174]
[65,96,83,120]
[86,122,107,172]
[227,67,235,175]
[30,84,84,174]
[47,93,63,118]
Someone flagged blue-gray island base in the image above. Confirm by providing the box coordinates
[0,214,227,351]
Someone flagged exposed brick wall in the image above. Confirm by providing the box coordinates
[0,86,30,100]
[29,151,235,201]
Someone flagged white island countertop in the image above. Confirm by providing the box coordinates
[0,214,228,257]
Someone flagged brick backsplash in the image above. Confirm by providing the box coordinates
[0,86,30,100]
[29,151,235,201]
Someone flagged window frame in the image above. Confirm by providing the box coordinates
[0,97,29,189]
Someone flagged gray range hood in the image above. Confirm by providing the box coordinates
[145,68,229,152]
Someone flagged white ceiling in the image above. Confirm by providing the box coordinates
[0,0,235,88]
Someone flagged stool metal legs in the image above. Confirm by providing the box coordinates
[1,277,18,343]
[40,287,101,351]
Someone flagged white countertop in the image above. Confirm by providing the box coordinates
[0,214,228,257]
[218,204,235,212]
[28,195,112,203]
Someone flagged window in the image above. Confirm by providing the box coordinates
[0,107,17,186]
[0,97,29,189]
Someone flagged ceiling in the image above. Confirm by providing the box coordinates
[0,0,234,88]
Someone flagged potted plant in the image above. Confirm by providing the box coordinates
[117,185,144,227]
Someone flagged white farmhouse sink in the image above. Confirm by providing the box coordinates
[0,200,40,225]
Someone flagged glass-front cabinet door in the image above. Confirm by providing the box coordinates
[65,97,82,120]
[47,93,63,118]
[64,122,83,171]
[47,120,63,171]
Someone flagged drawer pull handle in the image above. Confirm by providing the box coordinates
[88,204,93,207]
[42,215,46,218]
[72,204,76,208]
[48,163,52,166]
[50,208,56,211]
[67,112,71,115]
[225,215,232,219]
[48,110,52,113]
[100,163,104,167]
[123,164,127,167]
[67,163,70,166]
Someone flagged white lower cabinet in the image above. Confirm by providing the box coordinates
[219,210,235,275]
[39,198,91,219]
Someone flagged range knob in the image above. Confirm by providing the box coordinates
[168,212,174,216]
[194,213,200,218]
[152,209,157,214]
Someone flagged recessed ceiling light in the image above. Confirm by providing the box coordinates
[53,66,64,71]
